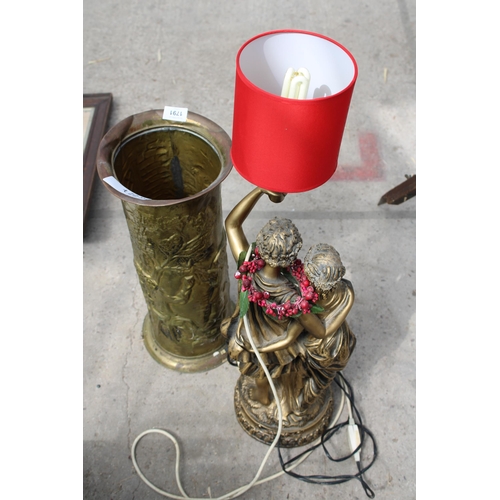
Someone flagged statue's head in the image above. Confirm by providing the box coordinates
[304,243,345,293]
[256,217,302,268]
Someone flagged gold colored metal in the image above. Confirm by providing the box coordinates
[222,188,356,447]
[97,110,233,373]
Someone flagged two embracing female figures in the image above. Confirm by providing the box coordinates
[221,188,356,423]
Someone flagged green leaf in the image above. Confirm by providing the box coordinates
[237,242,257,268]
[310,305,325,314]
[237,250,247,269]
[239,290,249,318]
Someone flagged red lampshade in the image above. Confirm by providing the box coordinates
[231,30,358,193]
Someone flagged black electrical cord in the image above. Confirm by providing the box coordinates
[277,372,378,498]
[227,351,238,367]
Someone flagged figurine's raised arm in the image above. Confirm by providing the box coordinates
[225,187,286,262]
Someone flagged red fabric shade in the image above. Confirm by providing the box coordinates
[231,30,358,193]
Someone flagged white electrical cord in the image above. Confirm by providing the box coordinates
[131,385,345,499]
[130,244,348,498]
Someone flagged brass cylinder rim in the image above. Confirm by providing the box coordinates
[96,109,233,207]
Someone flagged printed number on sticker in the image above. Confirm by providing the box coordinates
[163,106,188,122]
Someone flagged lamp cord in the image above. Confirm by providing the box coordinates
[277,372,377,498]
[131,389,346,500]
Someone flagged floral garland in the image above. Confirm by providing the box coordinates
[234,245,323,320]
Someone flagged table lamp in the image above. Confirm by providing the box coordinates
[225,29,359,447]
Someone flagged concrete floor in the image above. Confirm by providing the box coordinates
[83,1,416,498]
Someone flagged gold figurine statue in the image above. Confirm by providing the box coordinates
[222,188,356,447]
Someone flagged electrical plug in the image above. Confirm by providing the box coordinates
[347,417,361,462]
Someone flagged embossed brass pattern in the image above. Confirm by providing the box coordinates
[97,110,233,372]
[234,376,335,448]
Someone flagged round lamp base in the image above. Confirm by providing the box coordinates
[234,375,334,448]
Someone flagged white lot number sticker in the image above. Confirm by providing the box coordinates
[163,106,188,122]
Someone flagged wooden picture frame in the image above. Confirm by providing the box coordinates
[83,93,113,225]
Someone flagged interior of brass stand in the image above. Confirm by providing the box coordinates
[97,111,233,373]
[113,127,222,200]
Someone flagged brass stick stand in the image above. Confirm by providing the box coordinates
[97,110,233,373]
